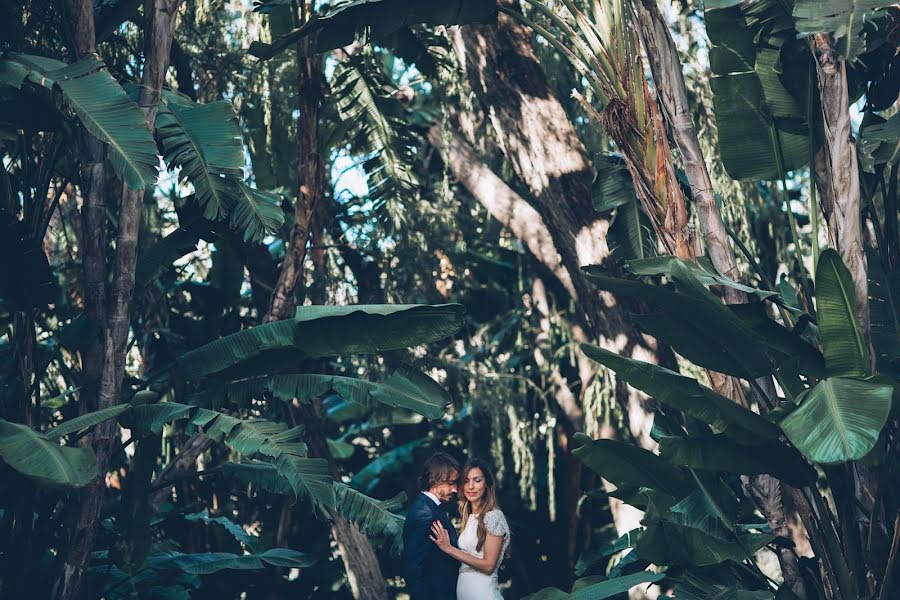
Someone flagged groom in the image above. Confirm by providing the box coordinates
[402,452,461,600]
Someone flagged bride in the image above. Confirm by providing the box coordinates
[430,459,510,600]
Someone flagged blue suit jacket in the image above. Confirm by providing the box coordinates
[402,492,460,600]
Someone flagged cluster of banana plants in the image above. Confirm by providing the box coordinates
[0,303,465,597]
[0,51,284,245]
[523,248,897,599]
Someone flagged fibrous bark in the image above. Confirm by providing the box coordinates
[811,34,871,359]
[58,2,181,598]
[633,0,742,302]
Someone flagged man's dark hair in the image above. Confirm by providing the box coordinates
[419,452,460,491]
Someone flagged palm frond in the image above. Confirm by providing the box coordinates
[334,483,406,556]
[156,90,285,243]
[176,304,466,381]
[223,364,450,419]
[156,92,244,219]
[331,54,420,218]
[46,55,159,190]
[125,403,335,509]
[230,184,285,243]
[793,0,895,61]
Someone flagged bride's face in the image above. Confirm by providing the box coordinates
[462,468,486,505]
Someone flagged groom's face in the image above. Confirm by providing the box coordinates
[431,469,459,503]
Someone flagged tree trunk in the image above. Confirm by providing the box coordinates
[259,35,388,599]
[294,401,389,600]
[427,126,577,302]
[633,0,742,301]
[811,33,872,359]
[265,48,324,323]
[57,2,181,598]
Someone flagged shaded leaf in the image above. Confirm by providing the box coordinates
[780,377,893,463]
[0,419,97,488]
[816,249,870,377]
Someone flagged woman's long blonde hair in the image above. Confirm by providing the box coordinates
[457,459,500,553]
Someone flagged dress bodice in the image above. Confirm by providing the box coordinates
[458,509,510,576]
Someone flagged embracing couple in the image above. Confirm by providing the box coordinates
[402,452,510,600]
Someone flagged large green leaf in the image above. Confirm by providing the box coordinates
[637,520,774,567]
[728,303,826,379]
[624,256,779,302]
[0,419,97,488]
[592,155,635,212]
[705,1,811,180]
[50,56,159,190]
[147,548,315,575]
[156,93,243,219]
[331,55,419,215]
[861,112,900,166]
[230,184,284,244]
[793,0,896,61]
[780,377,893,463]
[176,304,466,381]
[658,434,817,487]
[575,529,641,577]
[816,249,870,377]
[572,433,686,496]
[582,264,772,378]
[523,572,665,600]
[249,0,497,58]
[608,199,657,261]
[581,343,780,443]
[224,364,451,419]
[44,404,131,441]
[334,483,405,555]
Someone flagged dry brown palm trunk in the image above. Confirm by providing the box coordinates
[811,33,872,358]
[633,0,741,300]
[57,2,181,598]
[634,2,804,595]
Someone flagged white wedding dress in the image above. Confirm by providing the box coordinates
[456,509,510,600]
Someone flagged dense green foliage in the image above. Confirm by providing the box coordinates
[0,0,898,599]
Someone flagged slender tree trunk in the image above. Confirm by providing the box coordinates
[265,48,324,323]
[259,35,388,599]
[57,2,181,598]
[811,34,872,357]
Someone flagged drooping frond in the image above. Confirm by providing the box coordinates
[249,0,497,58]
[176,304,466,381]
[331,54,420,218]
[156,90,285,243]
[223,364,451,419]
[0,419,98,488]
[334,483,406,556]
[230,184,285,243]
[1,53,159,190]
[156,92,244,219]
[793,0,896,61]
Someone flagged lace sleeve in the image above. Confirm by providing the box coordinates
[484,510,509,539]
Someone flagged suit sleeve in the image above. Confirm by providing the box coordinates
[403,503,434,599]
